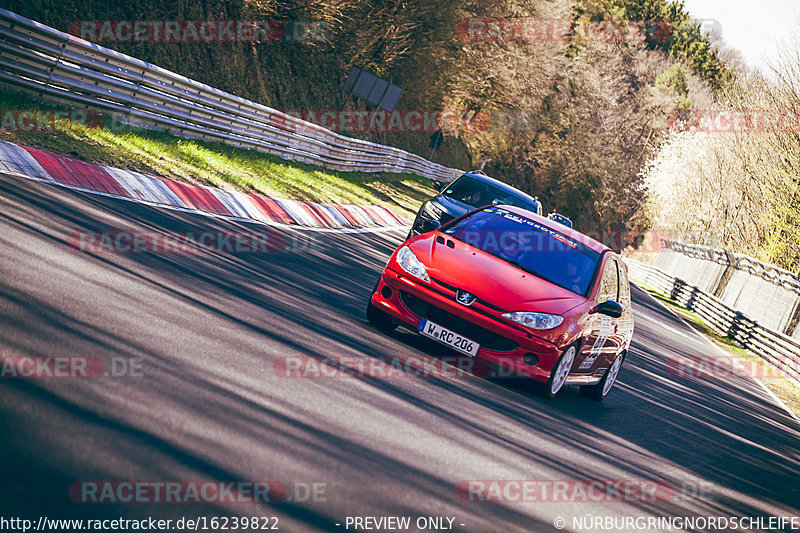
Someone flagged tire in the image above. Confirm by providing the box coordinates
[366,294,396,332]
[541,344,577,399]
[580,352,625,401]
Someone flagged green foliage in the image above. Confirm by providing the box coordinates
[654,63,692,111]
[0,0,735,238]
[0,0,471,168]
[655,63,688,95]
[0,88,434,217]
[635,0,732,90]
[673,93,692,111]
[760,181,800,272]
[573,0,733,91]
[642,66,800,272]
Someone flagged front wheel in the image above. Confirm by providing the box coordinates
[541,345,577,399]
[580,352,625,401]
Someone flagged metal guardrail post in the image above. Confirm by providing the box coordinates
[671,278,685,303]
[713,250,736,297]
[123,63,147,132]
[728,311,753,349]
[46,38,66,93]
[785,299,800,338]
[686,286,698,312]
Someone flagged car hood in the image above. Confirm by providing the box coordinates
[434,195,474,216]
[408,233,586,315]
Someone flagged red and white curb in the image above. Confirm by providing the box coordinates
[0,140,409,233]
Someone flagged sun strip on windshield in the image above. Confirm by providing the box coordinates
[493,209,579,249]
[441,206,600,296]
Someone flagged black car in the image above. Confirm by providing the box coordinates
[408,171,543,239]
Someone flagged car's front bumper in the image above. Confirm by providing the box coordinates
[370,266,566,382]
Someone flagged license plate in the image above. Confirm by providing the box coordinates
[418,318,480,357]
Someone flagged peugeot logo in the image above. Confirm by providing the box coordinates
[456,289,477,306]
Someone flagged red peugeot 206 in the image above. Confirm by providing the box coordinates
[366,205,634,400]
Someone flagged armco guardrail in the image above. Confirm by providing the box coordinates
[627,258,800,386]
[0,9,463,181]
[653,241,800,338]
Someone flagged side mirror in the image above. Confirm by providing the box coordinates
[432,179,445,192]
[422,219,442,233]
[595,300,623,318]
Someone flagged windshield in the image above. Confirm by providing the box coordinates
[441,175,537,211]
[442,207,600,296]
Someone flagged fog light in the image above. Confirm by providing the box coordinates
[381,286,393,299]
[522,353,540,366]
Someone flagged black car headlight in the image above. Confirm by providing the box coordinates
[422,201,444,219]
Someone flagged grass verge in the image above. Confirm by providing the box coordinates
[0,88,437,218]
[640,283,800,419]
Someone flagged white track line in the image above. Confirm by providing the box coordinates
[634,283,800,425]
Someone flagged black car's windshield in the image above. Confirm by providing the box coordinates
[443,207,600,296]
[442,176,537,211]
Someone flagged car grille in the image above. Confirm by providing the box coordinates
[399,291,519,352]
[430,277,505,312]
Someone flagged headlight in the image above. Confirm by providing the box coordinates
[422,201,443,218]
[396,245,430,282]
[502,311,563,330]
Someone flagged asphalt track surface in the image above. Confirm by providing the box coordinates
[1,172,799,532]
